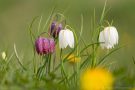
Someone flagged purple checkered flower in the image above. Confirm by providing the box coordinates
[50,21,62,38]
[35,37,55,55]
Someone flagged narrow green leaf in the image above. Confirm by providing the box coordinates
[97,46,124,66]
[80,42,100,54]
[52,44,78,73]
[14,44,27,71]
[100,0,107,24]
[37,15,43,34]
[80,55,92,69]
[42,7,55,32]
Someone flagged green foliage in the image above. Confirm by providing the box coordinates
[0,1,134,90]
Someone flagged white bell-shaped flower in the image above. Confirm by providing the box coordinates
[99,26,119,49]
[59,29,74,49]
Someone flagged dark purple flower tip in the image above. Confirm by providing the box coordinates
[51,21,56,32]
[35,37,55,55]
[50,21,62,38]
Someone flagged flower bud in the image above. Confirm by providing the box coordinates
[50,21,62,38]
[51,21,56,31]
[64,54,81,64]
[35,37,55,55]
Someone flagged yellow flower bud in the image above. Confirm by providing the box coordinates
[64,54,80,63]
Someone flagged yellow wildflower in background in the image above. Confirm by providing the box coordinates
[80,68,114,90]
[131,88,135,90]
[1,51,7,60]
[64,54,80,63]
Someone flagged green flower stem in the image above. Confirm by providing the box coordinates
[65,25,80,87]
[72,65,76,87]
[75,61,80,87]
[92,44,99,68]
[36,55,47,79]
[52,53,56,71]
[48,54,52,74]
[60,49,70,87]
[65,25,79,55]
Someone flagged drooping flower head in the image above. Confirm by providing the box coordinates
[99,26,119,49]
[59,29,74,49]
[80,68,114,90]
[35,37,55,55]
[50,21,63,38]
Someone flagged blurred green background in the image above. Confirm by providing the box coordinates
[0,0,135,68]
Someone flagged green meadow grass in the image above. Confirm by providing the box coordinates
[0,1,135,90]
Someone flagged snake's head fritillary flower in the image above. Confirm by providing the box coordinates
[80,68,114,90]
[50,21,62,38]
[59,29,74,49]
[99,26,119,49]
[35,37,55,55]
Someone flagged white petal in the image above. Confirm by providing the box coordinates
[59,29,75,49]
[65,29,74,48]
[99,31,106,49]
[110,30,116,45]
[99,26,119,49]
[59,30,68,49]
[110,27,119,45]
[107,44,113,49]
[112,27,119,44]
[104,27,110,44]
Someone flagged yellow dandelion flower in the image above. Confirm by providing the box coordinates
[80,68,114,90]
[64,54,80,63]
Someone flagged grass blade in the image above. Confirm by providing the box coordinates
[42,7,55,32]
[14,44,27,71]
[28,16,39,46]
[97,46,124,66]
[38,15,43,34]
[100,0,107,24]
[80,42,100,54]
[80,55,92,69]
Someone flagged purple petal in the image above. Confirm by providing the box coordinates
[35,37,44,55]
